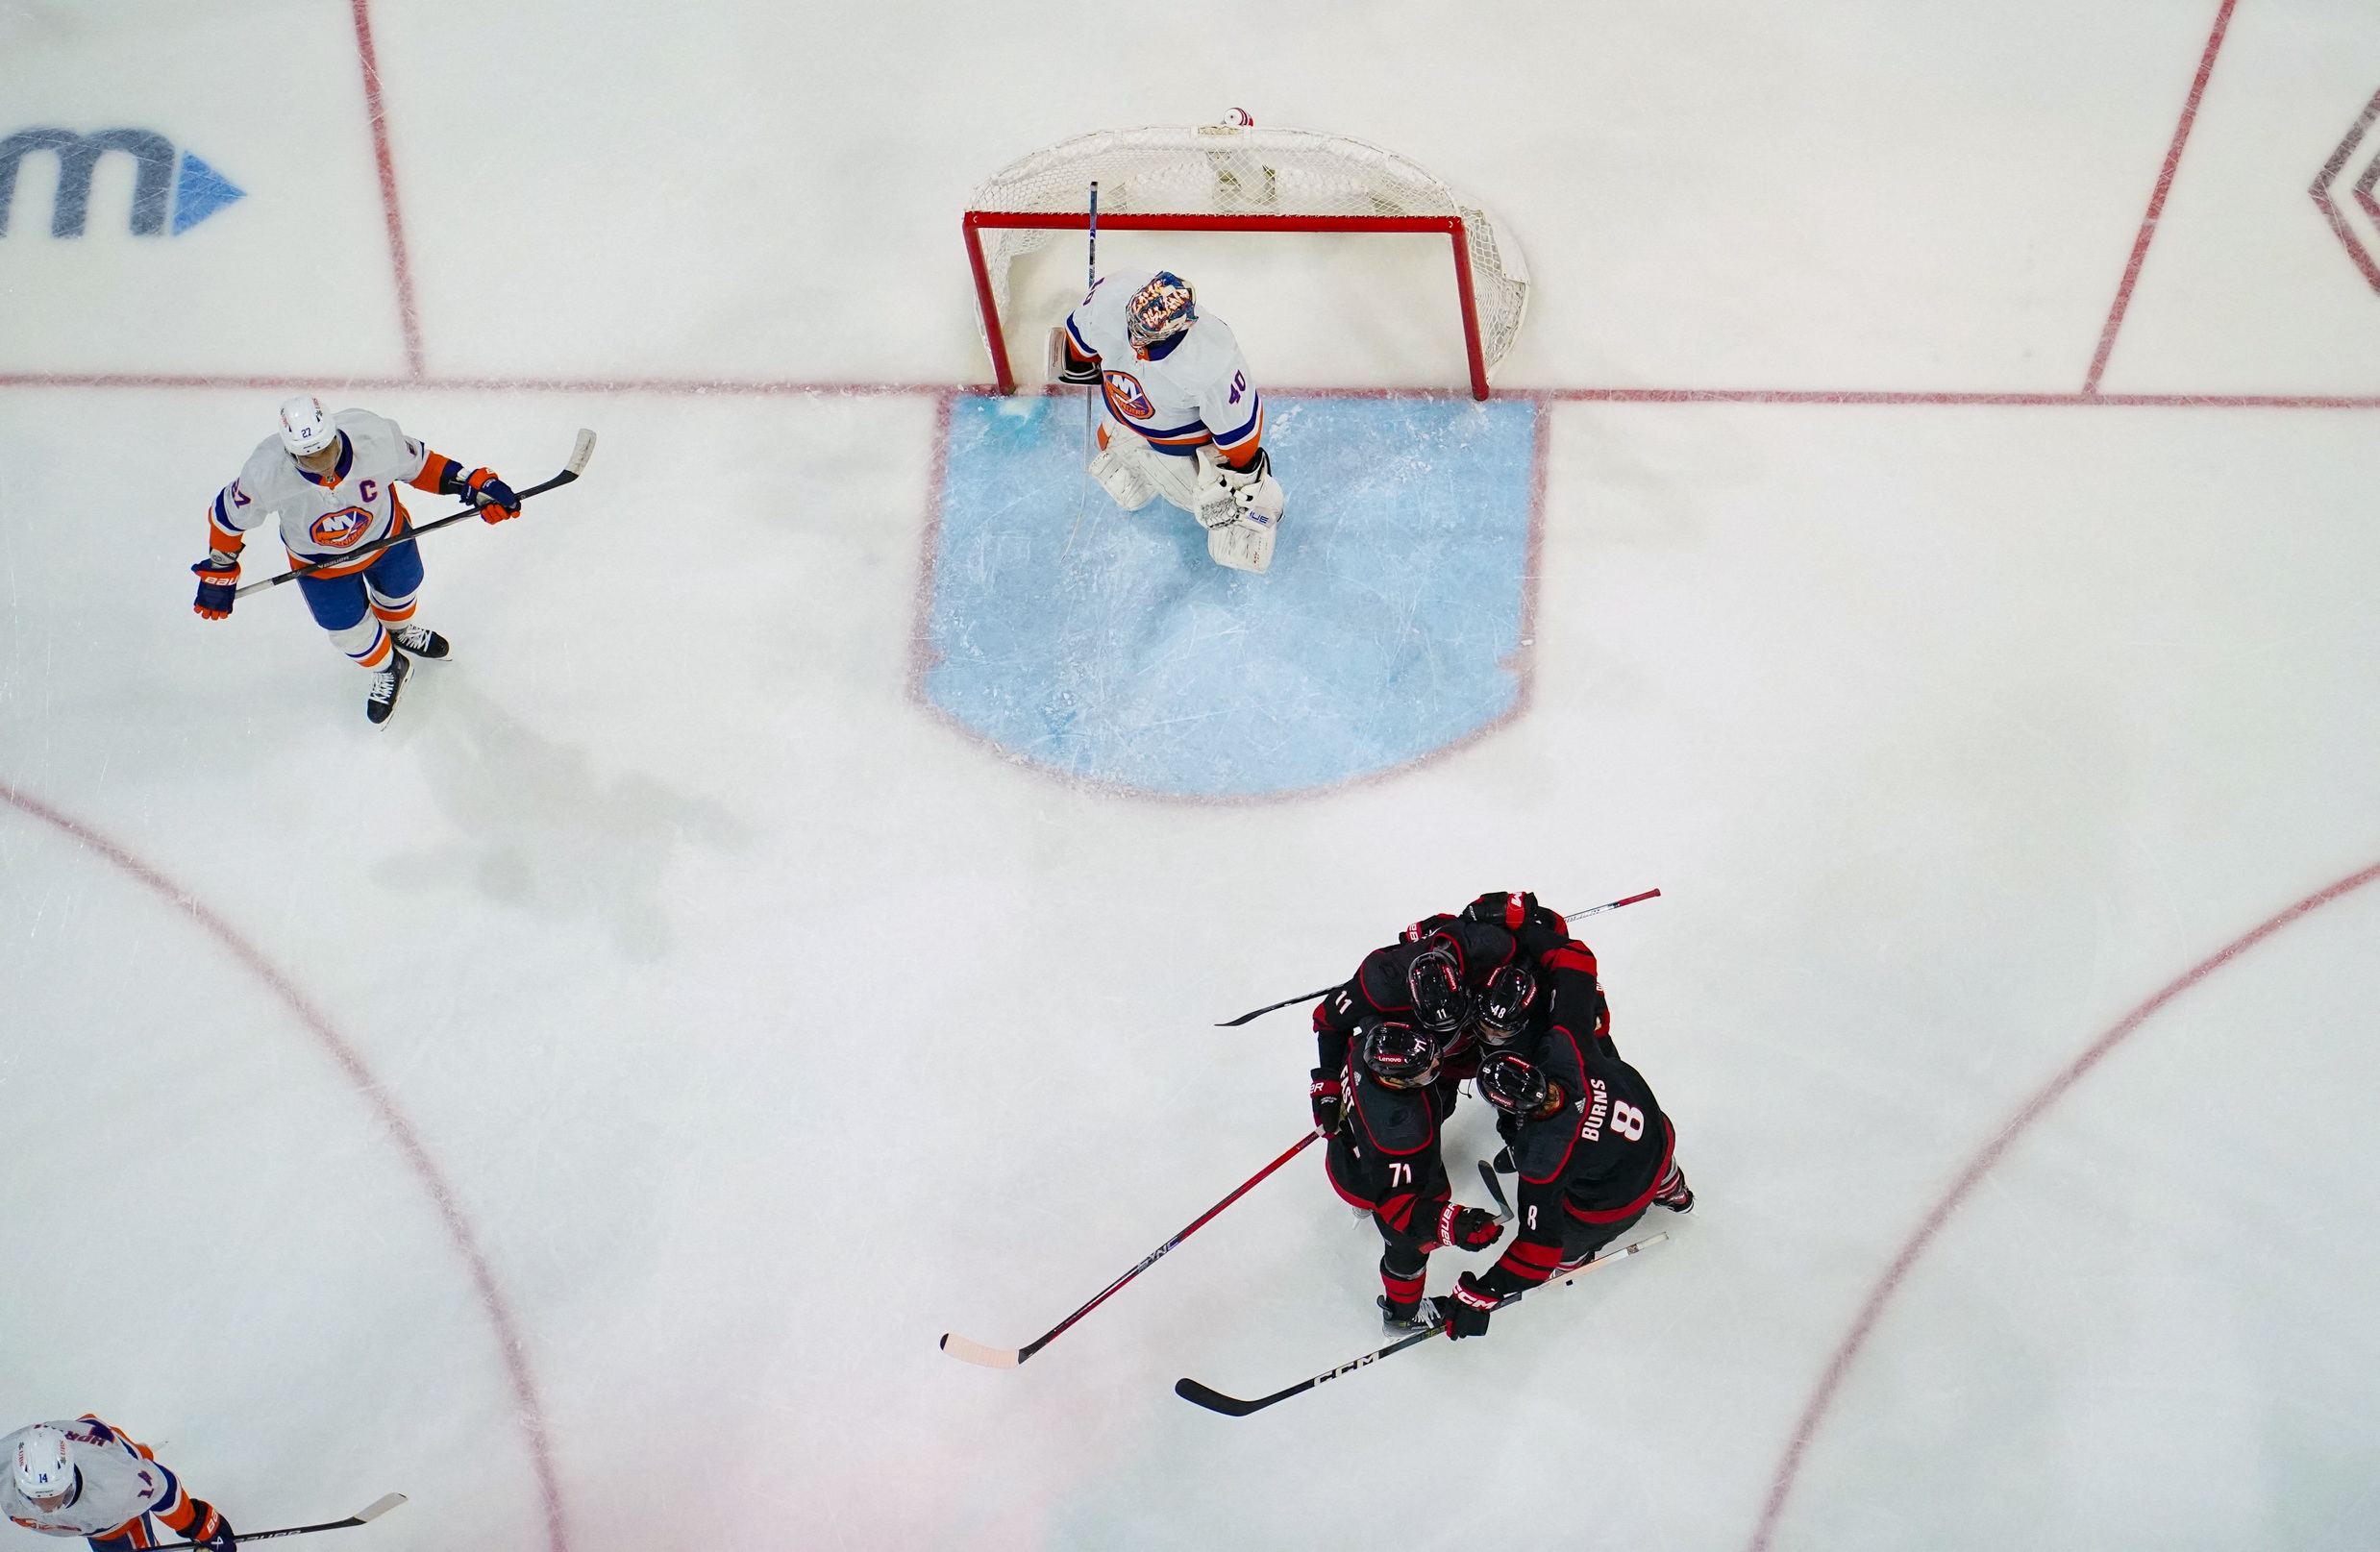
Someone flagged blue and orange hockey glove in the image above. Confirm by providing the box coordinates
[191,554,239,619]
[463,467,521,522]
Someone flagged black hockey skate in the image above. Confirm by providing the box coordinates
[390,625,450,660]
[366,652,412,725]
[1377,1294,1446,1337]
[1652,1163,1694,1214]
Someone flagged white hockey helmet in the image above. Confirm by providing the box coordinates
[278,394,340,458]
[14,1425,71,1502]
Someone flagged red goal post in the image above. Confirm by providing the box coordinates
[963,123,1530,402]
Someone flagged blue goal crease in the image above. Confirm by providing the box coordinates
[920,393,1539,800]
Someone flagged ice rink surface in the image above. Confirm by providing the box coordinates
[6,2,2380,1549]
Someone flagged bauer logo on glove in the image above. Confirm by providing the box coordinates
[461,467,522,522]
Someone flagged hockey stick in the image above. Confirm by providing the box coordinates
[144,1493,407,1549]
[1174,1233,1669,1417]
[1213,984,1342,1028]
[942,1127,1322,1368]
[235,429,598,597]
[1477,1158,1514,1221]
[1061,182,1099,559]
[1212,891,1663,1027]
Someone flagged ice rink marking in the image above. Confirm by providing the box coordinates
[1747,854,2380,1552]
[2083,0,2240,395]
[0,781,570,1552]
[348,0,422,379]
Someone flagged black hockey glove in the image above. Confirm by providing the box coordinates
[1462,891,1569,958]
[186,1503,236,1552]
[1057,334,1103,385]
[1309,1069,1345,1135]
[1432,1271,1498,1340]
[191,554,239,620]
[1461,890,1542,927]
[1433,1201,1503,1253]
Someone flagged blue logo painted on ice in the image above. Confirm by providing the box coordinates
[0,128,246,237]
[918,394,1541,800]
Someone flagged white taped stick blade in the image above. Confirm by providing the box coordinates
[355,1494,407,1522]
[564,429,597,475]
[939,1332,1024,1368]
[1550,1232,1669,1287]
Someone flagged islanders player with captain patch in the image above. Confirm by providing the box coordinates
[5,1417,236,1551]
[1056,270,1288,573]
[190,395,521,724]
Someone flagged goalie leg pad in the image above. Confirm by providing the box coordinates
[1087,423,1157,512]
[1142,441,1211,518]
[1207,507,1278,574]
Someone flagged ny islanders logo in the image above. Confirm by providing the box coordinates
[310,506,376,548]
[1103,372,1154,421]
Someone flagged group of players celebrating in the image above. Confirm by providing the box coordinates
[1310,890,1692,1337]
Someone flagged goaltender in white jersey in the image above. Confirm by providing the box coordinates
[1058,269,1287,573]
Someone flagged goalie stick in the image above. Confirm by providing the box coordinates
[942,1127,1321,1368]
[236,429,598,597]
[1213,890,1663,1026]
[144,1493,407,1549]
[1173,1232,1670,1417]
[1061,181,1099,559]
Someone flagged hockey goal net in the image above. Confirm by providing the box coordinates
[964,122,1530,400]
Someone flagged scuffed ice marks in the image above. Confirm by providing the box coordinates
[923,393,1538,797]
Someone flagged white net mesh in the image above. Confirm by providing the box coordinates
[968,123,1530,381]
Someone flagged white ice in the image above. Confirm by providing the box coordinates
[6,3,2380,1550]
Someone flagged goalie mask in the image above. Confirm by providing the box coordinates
[1126,272,1198,350]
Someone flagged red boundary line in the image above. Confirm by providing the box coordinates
[2310,87,2380,293]
[2083,0,2239,395]
[350,0,423,380]
[1746,855,2380,1552]
[5,374,2380,408]
[0,783,570,1552]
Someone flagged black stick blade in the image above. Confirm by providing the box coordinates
[1175,1376,1269,1416]
[1214,985,1339,1027]
[1477,1159,1514,1221]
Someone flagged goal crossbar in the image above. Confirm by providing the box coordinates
[963,209,1492,400]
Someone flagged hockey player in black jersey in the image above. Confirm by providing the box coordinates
[1433,1042,1693,1340]
[1308,900,1529,1125]
[1322,1022,1506,1332]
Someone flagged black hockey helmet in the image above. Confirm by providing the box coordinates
[1357,1021,1444,1089]
[1404,945,1474,1039]
[1477,1051,1556,1118]
[1476,963,1540,1047]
